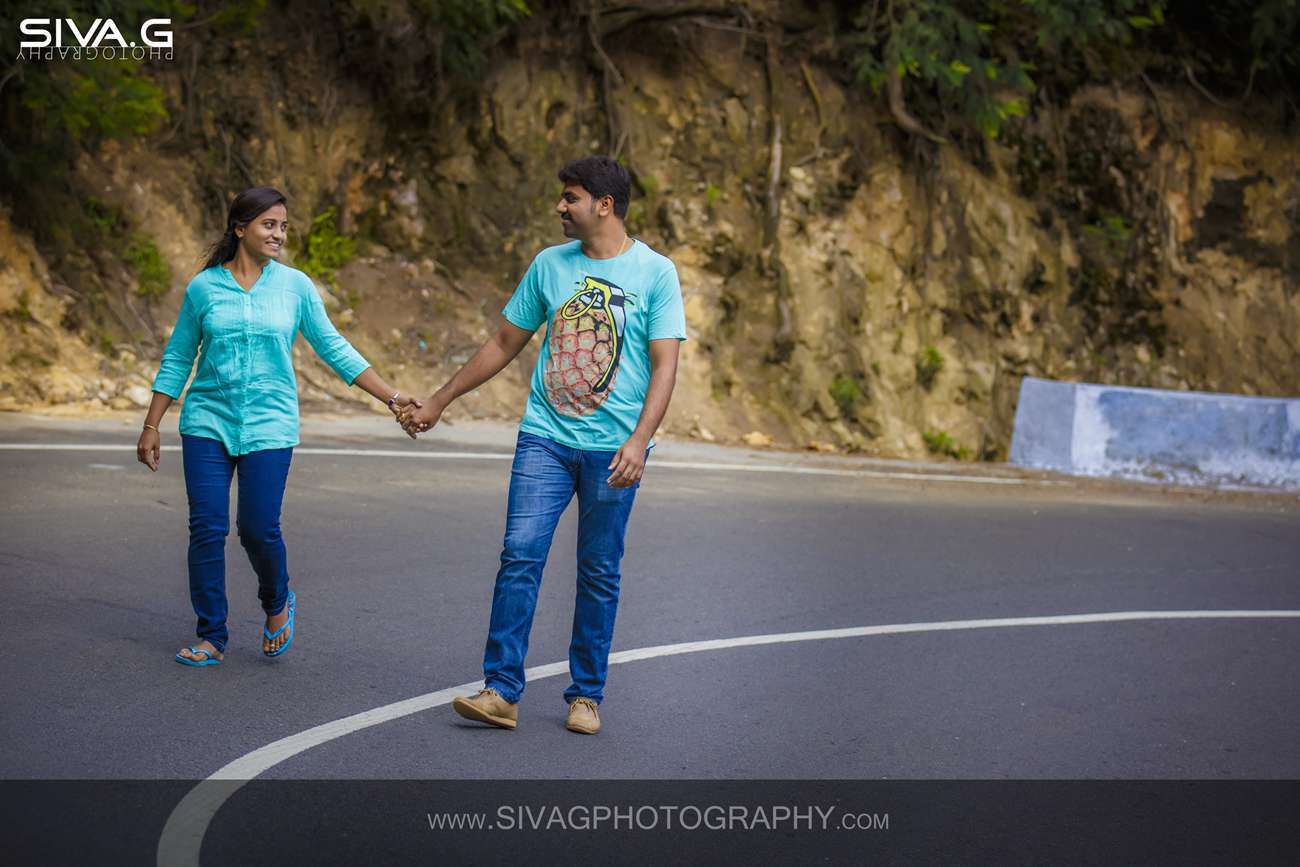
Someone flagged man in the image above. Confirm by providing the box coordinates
[400,155,686,735]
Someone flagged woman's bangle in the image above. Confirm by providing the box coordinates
[142,423,159,433]
[386,391,401,411]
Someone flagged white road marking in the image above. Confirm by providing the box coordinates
[0,443,1036,485]
[654,460,1031,485]
[157,609,1300,866]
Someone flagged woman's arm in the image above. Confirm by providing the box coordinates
[138,289,201,472]
[298,280,373,389]
[298,282,421,435]
[136,392,174,471]
[352,367,422,426]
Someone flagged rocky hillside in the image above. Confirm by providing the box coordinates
[2,2,1296,458]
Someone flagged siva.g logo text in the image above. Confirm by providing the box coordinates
[17,17,174,61]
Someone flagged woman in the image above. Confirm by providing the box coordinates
[137,186,417,667]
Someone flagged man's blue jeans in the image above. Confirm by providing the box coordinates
[181,434,294,652]
[483,431,643,705]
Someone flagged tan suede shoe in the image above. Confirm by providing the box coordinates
[452,688,518,730]
[565,697,600,735]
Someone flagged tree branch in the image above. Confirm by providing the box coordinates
[598,3,741,38]
[587,3,626,89]
[0,64,21,101]
[1183,61,1231,109]
[887,70,947,144]
[587,0,628,157]
[763,23,794,364]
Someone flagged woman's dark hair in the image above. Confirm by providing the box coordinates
[557,156,631,219]
[201,186,288,270]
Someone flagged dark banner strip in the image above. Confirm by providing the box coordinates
[4,780,1297,865]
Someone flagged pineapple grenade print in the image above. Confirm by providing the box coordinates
[545,276,631,417]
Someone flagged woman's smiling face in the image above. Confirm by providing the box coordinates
[236,203,288,259]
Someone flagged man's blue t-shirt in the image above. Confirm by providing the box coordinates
[502,239,687,451]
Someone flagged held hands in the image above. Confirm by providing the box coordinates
[392,388,647,485]
[398,398,445,437]
[137,428,161,471]
[388,394,424,440]
[607,435,648,488]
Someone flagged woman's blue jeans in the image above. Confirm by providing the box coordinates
[181,434,294,652]
[483,432,643,705]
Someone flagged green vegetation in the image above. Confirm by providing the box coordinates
[846,0,1299,145]
[829,374,864,417]
[1191,1,1300,99]
[298,208,356,286]
[85,199,125,237]
[1081,213,1134,254]
[125,235,171,300]
[849,0,1035,140]
[206,0,270,34]
[16,59,167,145]
[72,200,172,301]
[9,349,52,368]
[639,175,662,198]
[625,201,648,235]
[705,183,723,209]
[337,0,531,103]
[427,0,531,78]
[915,345,945,390]
[4,291,36,324]
[1,2,173,155]
[923,429,970,460]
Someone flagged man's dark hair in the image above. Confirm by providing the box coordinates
[557,155,631,219]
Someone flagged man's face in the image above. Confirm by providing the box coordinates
[555,183,608,239]
[236,203,288,259]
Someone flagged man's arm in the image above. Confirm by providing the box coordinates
[607,338,681,488]
[401,321,537,434]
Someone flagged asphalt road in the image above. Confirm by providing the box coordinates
[1,412,1297,863]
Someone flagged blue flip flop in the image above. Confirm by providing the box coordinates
[263,590,296,658]
[175,646,222,667]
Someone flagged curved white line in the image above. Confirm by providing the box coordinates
[0,443,1034,485]
[157,609,1300,865]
